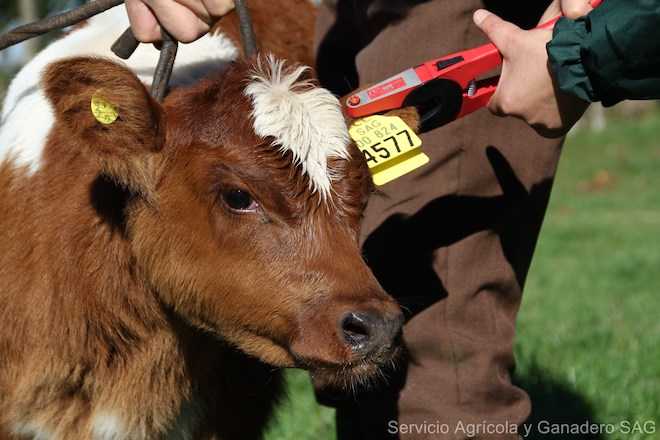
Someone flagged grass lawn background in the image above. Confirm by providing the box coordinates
[264,109,660,440]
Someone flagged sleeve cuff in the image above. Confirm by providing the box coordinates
[547,17,596,103]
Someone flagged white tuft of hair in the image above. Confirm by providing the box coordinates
[245,55,350,198]
[91,412,127,440]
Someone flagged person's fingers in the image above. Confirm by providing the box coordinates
[473,10,522,117]
[170,0,215,24]
[539,0,562,24]
[170,0,235,22]
[487,95,507,118]
[127,0,236,43]
[125,0,161,43]
[143,0,210,43]
[473,9,521,56]
[202,0,236,18]
[488,81,515,118]
[561,0,593,19]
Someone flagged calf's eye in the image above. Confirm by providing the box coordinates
[223,189,259,213]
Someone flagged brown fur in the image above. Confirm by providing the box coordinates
[214,0,317,66]
[0,50,402,439]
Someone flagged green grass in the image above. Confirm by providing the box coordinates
[264,110,660,440]
[517,109,660,440]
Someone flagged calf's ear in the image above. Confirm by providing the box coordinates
[384,106,421,133]
[43,57,165,198]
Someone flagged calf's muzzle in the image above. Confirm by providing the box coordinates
[340,309,404,358]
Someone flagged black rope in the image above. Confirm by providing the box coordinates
[111,0,258,60]
[0,0,258,102]
[151,29,178,102]
[0,0,124,51]
[111,27,140,60]
[234,0,258,57]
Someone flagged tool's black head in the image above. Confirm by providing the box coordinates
[402,78,463,133]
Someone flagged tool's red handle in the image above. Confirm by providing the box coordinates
[451,0,604,118]
[460,0,605,81]
[345,0,604,119]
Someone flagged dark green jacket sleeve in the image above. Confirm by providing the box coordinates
[547,0,660,107]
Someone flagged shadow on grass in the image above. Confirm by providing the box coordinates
[514,362,605,440]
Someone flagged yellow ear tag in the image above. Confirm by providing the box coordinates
[91,92,119,125]
[349,115,429,186]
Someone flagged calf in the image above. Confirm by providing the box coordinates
[0,4,404,440]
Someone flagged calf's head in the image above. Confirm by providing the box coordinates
[43,56,403,387]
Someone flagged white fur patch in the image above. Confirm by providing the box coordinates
[0,4,238,174]
[245,55,350,197]
[0,88,54,173]
[11,420,53,440]
[91,403,198,440]
[91,412,126,440]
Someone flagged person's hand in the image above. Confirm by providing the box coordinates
[126,0,235,43]
[472,1,594,138]
[540,0,594,23]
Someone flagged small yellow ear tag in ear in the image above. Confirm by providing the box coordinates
[349,115,429,186]
[91,92,119,125]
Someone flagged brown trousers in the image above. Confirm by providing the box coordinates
[314,1,560,439]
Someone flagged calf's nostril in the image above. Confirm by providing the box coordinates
[341,312,371,349]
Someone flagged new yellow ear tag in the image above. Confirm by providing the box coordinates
[91,92,119,125]
[349,115,429,186]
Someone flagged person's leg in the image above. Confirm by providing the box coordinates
[315,1,559,439]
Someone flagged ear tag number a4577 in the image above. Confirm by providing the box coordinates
[349,115,429,186]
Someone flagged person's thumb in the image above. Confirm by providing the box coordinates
[473,9,520,55]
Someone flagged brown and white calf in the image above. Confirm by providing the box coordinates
[0,3,404,440]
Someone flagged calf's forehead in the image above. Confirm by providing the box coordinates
[169,56,370,217]
[243,56,350,198]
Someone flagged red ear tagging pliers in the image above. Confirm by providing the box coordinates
[345,0,603,132]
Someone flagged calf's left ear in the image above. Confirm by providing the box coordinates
[384,106,421,133]
[43,57,165,198]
